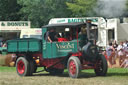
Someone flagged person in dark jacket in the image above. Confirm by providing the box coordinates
[47,28,58,42]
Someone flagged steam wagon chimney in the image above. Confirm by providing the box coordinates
[86,20,92,40]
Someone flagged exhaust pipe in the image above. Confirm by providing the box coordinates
[86,20,92,40]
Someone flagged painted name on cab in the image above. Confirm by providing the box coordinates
[56,43,74,49]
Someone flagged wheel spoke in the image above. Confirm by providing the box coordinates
[17,60,25,74]
[69,60,76,75]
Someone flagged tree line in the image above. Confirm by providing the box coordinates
[0,0,128,27]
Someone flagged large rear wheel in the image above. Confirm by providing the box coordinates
[29,60,37,75]
[94,54,108,76]
[16,57,30,76]
[67,56,81,78]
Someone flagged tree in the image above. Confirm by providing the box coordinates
[124,0,128,17]
[0,0,21,21]
[66,0,97,17]
[18,0,73,27]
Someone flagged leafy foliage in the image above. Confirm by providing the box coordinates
[0,0,21,21]
[66,0,97,17]
[124,0,128,17]
[18,0,73,27]
[1,0,128,27]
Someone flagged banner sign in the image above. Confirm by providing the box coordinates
[0,21,30,30]
[49,17,99,25]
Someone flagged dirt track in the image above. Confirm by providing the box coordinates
[0,71,128,85]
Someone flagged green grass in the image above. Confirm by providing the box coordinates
[0,66,45,72]
[0,66,16,72]
[0,66,128,85]
[0,66,128,76]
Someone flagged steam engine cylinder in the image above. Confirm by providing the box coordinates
[82,42,98,62]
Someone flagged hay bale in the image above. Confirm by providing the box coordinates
[0,55,6,66]
[115,58,120,67]
[9,61,15,67]
[0,54,16,66]
[5,54,12,66]
[111,58,120,68]
[5,54,16,67]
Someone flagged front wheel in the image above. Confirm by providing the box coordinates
[67,56,81,78]
[94,54,108,76]
[16,57,30,76]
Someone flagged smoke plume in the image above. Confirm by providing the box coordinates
[95,0,127,18]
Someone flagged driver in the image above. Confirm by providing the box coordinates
[78,25,88,48]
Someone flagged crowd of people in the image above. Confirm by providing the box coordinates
[103,40,128,68]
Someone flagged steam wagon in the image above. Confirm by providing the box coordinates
[7,21,108,78]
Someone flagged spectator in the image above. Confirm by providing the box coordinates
[123,40,127,47]
[112,40,118,64]
[2,43,7,47]
[124,41,128,58]
[117,41,125,66]
[2,40,7,47]
[112,40,118,50]
[106,42,115,67]
[0,41,3,47]
[0,35,3,47]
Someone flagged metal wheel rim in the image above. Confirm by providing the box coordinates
[96,60,103,72]
[69,60,76,75]
[17,60,25,74]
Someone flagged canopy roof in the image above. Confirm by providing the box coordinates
[43,22,97,28]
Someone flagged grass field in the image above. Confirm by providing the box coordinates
[0,66,128,85]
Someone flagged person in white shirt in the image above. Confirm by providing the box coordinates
[123,40,127,47]
[117,42,125,65]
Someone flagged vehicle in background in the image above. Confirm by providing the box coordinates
[20,28,42,39]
